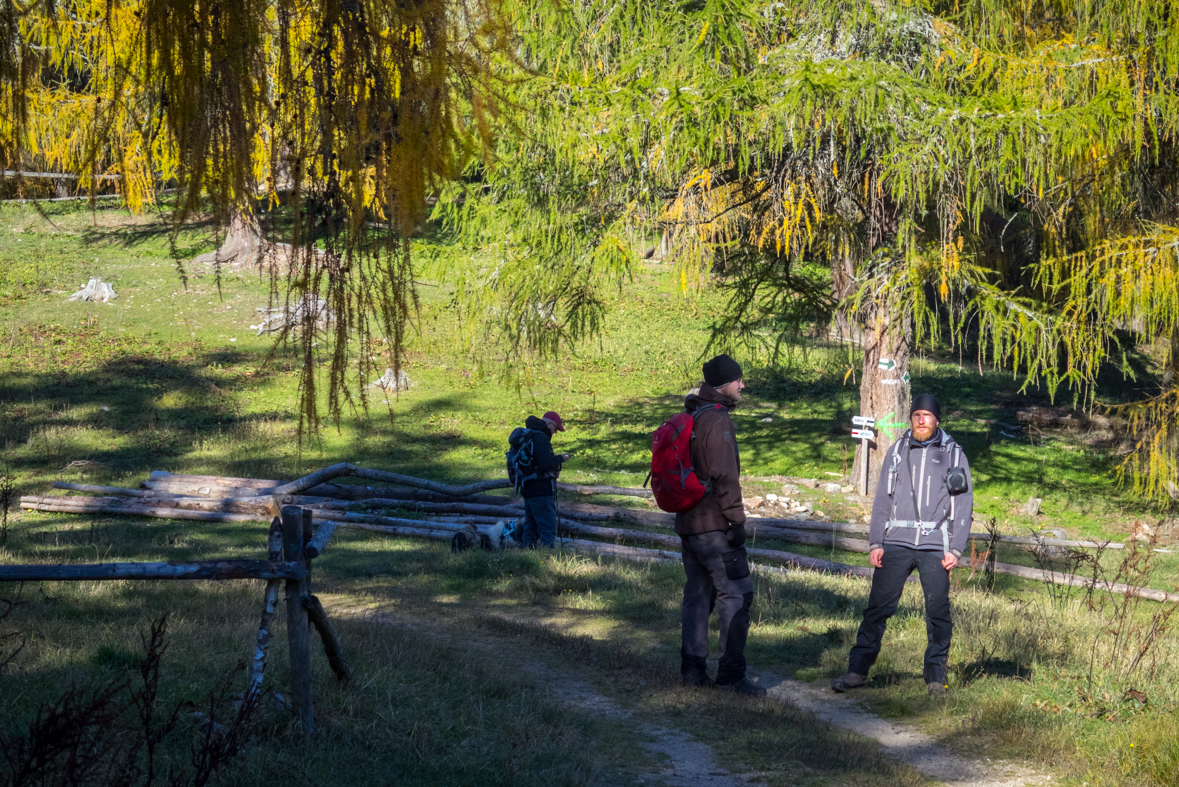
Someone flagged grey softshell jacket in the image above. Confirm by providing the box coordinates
[868,429,974,557]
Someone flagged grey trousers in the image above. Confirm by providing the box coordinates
[680,530,754,685]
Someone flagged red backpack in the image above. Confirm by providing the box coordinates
[647,405,720,513]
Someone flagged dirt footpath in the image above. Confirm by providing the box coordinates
[345,605,758,787]
[759,672,1053,787]
[335,601,1053,786]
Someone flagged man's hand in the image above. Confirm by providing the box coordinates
[558,453,571,463]
[727,523,747,548]
[870,548,884,568]
[942,552,959,570]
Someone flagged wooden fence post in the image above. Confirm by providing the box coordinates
[282,505,315,735]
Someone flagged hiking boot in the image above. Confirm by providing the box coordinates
[717,677,767,698]
[831,672,867,692]
[927,681,948,697]
[681,673,716,689]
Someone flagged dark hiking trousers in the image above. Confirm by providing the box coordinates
[680,530,754,686]
[848,544,952,685]
[521,495,558,548]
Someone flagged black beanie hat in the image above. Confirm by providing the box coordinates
[910,393,942,421]
[703,354,743,388]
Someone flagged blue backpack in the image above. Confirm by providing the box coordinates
[506,427,541,493]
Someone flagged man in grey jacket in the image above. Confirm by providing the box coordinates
[832,394,973,696]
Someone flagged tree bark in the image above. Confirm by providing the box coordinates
[852,287,912,495]
[248,518,285,699]
[192,208,264,268]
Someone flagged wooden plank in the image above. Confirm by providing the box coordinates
[0,559,305,582]
[282,506,315,735]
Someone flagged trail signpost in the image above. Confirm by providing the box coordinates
[851,419,878,494]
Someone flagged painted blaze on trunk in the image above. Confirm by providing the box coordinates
[853,302,911,496]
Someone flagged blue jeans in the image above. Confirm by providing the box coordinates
[521,495,558,548]
[848,544,952,684]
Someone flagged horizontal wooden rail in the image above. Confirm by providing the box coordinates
[0,559,306,582]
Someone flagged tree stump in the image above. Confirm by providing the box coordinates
[67,278,117,303]
[192,209,296,272]
[251,295,334,335]
[367,368,413,392]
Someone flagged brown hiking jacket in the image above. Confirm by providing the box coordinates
[674,384,745,536]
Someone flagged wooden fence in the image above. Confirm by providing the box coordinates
[0,505,349,735]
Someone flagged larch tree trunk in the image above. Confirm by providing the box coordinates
[851,289,911,495]
[829,254,861,346]
[192,207,295,271]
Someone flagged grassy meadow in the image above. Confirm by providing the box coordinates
[1,199,1178,786]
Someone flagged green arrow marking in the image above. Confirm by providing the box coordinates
[876,412,908,436]
[901,371,910,384]
[877,358,897,371]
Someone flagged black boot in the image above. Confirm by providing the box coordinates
[717,677,766,697]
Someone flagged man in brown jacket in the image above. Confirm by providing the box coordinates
[676,354,766,697]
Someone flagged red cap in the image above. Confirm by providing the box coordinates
[542,411,565,432]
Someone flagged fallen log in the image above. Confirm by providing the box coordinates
[21,497,263,523]
[0,559,306,582]
[351,467,512,497]
[25,494,290,516]
[329,520,454,542]
[556,483,652,498]
[149,470,275,487]
[559,520,878,579]
[273,463,358,496]
[989,561,1179,603]
[747,524,874,554]
[147,472,520,505]
[52,482,186,499]
[310,498,525,518]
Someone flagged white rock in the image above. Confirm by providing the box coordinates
[782,484,800,495]
[821,482,842,493]
[766,494,778,502]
